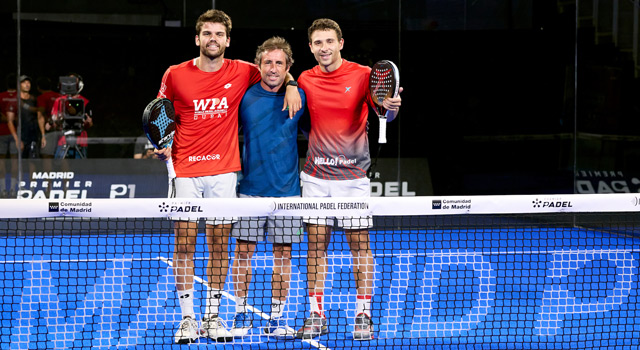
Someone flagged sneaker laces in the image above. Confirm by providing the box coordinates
[207,316,229,329]
[178,317,198,335]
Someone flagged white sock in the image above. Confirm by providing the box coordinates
[205,288,223,319]
[235,296,248,314]
[270,298,285,319]
[356,295,372,317]
[177,289,195,319]
[309,292,323,317]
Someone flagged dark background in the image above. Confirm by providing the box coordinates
[1,0,639,195]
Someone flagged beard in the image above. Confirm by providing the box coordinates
[201,41,226,60]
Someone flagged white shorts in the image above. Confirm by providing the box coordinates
[231,194,303,244]
[170,172,237,225]
[300,172,372,229]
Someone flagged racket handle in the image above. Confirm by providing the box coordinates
[165,158,176,179]
[378,115,387,144]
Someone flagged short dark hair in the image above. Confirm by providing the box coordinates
[308,18,343,42]
[254,36,294,68]
[196,9,232,37]
[36,77,52,90]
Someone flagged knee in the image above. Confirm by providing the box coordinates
[236,251,252,260]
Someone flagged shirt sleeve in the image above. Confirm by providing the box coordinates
[51,97,63,117]
[158,67,174,100]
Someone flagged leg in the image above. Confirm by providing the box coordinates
[202,223,234,342]
[306,224,331,304]
[230,238,256,337]
[205,223,232,304]
[265,243,296,338]
[173,220,198,302]
[272,243,292,302]
[172,220,200,344]
[232,239,257,302]
[345,229,374,297]
[345,228,375,340]
[296,224,330,339]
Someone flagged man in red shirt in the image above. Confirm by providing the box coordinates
[154,9,301,344]
[0,73,18,196]
[296,18,402,341]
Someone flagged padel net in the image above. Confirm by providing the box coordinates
[1,194,639,349]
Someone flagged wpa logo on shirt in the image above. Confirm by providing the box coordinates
[193,97,229,120]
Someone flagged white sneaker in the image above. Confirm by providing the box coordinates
[353,313,374,341]
[202,316,233,342]
[174,316,199,344]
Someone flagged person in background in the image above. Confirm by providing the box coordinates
[36,76,62,159]
[0,73,18,196]
[6,75,46,159]
[133,134,157,159]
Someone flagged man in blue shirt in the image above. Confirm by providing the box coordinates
[229,36,306,339]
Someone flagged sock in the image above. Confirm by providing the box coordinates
[270,298,285,319]
[309,292,324,317]
[177,289,195,319]
[205,288,223,319]
[235,296,248,314]
[356,295,372,317]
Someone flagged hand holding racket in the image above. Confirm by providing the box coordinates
[142,98,175,165]
[369,60,400,144]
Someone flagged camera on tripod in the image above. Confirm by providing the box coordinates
[58,76,85,132]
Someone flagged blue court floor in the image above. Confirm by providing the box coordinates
[1,223,640,349]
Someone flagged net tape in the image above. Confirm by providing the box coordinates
[1,193,640,219]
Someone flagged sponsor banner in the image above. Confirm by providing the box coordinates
[366,158,432,196]
[576,170,640,193]
[2,159,169,199]
[0,158,432,199]
[2,193,640,219]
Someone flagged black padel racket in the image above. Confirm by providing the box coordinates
[369,60,400,144]
[142,98,175,149]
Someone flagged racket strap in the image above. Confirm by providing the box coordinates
[368,144,383,179]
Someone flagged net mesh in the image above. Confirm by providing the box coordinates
[2,195,640,349]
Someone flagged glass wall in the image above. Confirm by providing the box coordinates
[1,0,638,197]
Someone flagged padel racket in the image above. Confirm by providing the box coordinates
[142,98,175,149]
[369,60,400,144]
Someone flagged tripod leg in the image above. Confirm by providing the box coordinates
[55,144,70,159]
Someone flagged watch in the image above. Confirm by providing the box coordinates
[286,80,298,87]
